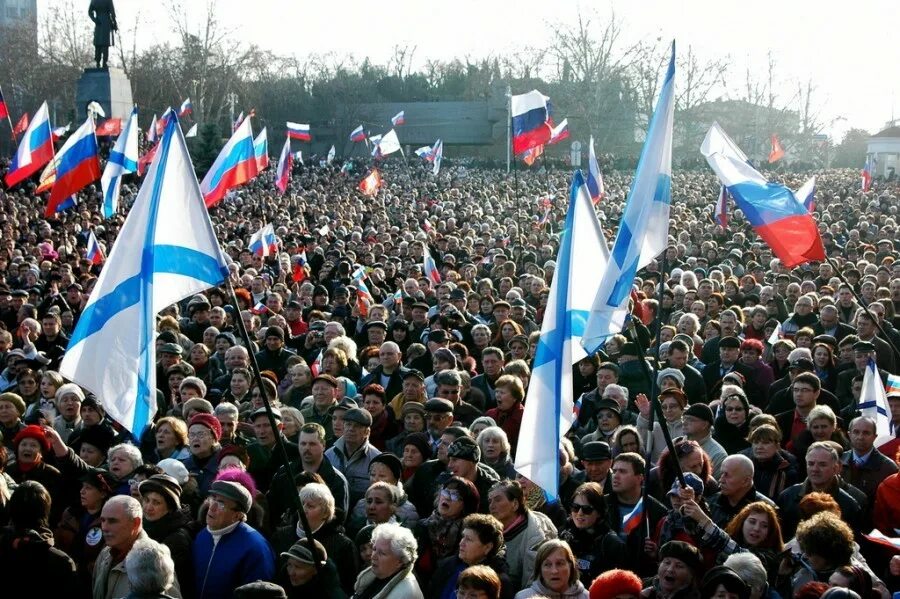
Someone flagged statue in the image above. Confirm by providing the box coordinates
[88,0,118,69]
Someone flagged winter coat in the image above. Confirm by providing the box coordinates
[325,437,382,507]
[504,510,558,589]
[192,522,275,599]
[558,520,624,584]
[54,505,105,595]
[144,508,196,596]
[0,526,77,597]
[637,414,685,465]
[277,557,347,599]
[514,579,589,599]
[429,554,515,599]
[94,530,183,599]
[271,517,359,596]
[744,448,800,501]
[352,563,423,599]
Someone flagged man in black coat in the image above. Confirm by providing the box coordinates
[88,0,117,68]
[702,336,758,405]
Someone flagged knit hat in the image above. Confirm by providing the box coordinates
[80,469,115,496]
[448,436,481,463]
[701,566,750,599]
[432,347,457,368]
[370,453,403,481]
[81,395,105,414]
[659,387,688,408]
[355,524,376,546]
[189,413,222,442]
[13,425,50,453]
[157,458,190,485]
[281,538,328,567]
[217,444,251,468]
[74,424,115,456]
[0,392,26,416]
[656,368,685,389]
[658,540,703,575]
[209,480,252,513]
[668,472,705,498]
[402,432,432,461]
[683,403,714,426]
[138,474,183,511]
[55,383,85,404]
[265,325,285,341]
[589,569,643,599]
[180,377,208,399]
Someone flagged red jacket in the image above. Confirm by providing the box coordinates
[874,472,900,533]
[485,402,524,456]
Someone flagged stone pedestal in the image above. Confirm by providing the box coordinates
[75,67,133,121]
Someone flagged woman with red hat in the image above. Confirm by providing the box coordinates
[7,425,61,519]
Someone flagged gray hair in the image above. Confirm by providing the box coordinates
[848,415,877,434]
[106,495,143,522]
[108,443,143,470]
[371,522,418,566]
[603,384,629,402]
[476,426,511,456]
[722,454,754,478]
[329,336,358,362]
[214,402,240,419]
[787,347,812,362]
[723,553,767,599]
[807,405,837,426]
[299,482,336,522]
[325,321,346,336]
[435,369,462,387]
[125,538,174,593]
[366,481,405,507]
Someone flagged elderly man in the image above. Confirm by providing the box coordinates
[193,481,275,598]
[247,406,298,492]
[301,374,340,442]
[325,407,381,507]
[708,455,775,528]
[682,403,728,477]
[360,342,410,400]
[435,369,482,426]
[94,495,181,599]
[776,441,865,537]
[841,415,898,505]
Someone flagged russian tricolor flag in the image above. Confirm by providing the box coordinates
[795,176,816,212]
[0,85,7,120]
[178,98,193,117]
[275,137,292,195]
[714,185,728,227]
[349,125,366,142]
[622,497,644,534]
[249,223,277,257]
[85,230,104,265]
[254,127,269,171]
[862,156,876,192]
[5,101,54,188]
[147,113,159,144]
[250,302,268,315]
[47,115,101,216]
[511,90,552,156]
[391,111,405,126]
[548,118,569,145]
[286,122,311,141]
[423,246,442,284]
[200,115,259,208]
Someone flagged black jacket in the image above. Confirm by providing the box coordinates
[0,527,77,596]
[272,518,358,596]
[558,520,624,584]
[144,508,196,597]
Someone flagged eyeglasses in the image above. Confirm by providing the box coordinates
[188,431,211,440]
[571,502,596,515]
[440,489,461,502]
[207,497,231,511]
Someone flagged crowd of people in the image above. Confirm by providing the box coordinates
[0,146,897,599]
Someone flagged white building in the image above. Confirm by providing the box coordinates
[867,124,900,178]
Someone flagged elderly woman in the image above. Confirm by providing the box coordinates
[280,406,305,443]
[351,455,418,527]
[558,482,623,584]
[107,442,144,495]
[0,392,26,451]
[488,479,558,589]
[180,413,222,497]
[399,432,430,482]
[485,374,525,453]
[151,416,191,462]
[7,426,63,520]
[272,482,358,595]
[746,424,799,501]
[641,540,704,599]
[515,539,588,598]
[277,538,346,598]
[737,339,774,404]
[712,385,752,455]
[611,425,644,457]
[783,512,857,595]
[52,383,83,444]
[417,476,481,575]
[352,522,423,598]
[138,474,194,593]
[54,469,115,594]
[477,426,517,480]
[795,405,849,459]
[361,384,399,451]
[430,513,515,599]
[636,388,687,465]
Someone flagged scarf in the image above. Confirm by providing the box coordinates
[524,484,547,512]
[424,511,464,559]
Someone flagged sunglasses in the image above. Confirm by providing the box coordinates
[570,502,596,515]
[441,489,462,502]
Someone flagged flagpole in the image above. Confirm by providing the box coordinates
[642,249,667,536]
[506,85,511,174]
[225,278,322,573]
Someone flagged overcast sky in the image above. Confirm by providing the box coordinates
[49,0,897,139]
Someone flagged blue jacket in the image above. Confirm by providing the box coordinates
[192,522,275,598]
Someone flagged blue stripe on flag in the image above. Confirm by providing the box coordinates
[206,138,255,190]
[109,149,138,172]
[512,106,548,137]
[55,133,98,179]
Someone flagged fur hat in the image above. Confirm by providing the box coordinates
[189,413,222,441]
[138,474,183,511]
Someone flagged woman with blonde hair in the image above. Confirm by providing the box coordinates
[515,539,588,598]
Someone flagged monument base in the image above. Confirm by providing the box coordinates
[76,67,133,122]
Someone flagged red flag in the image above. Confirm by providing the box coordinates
[0,86,8,120]
[137,143,159,176]
[359,169,382,196]
[768,134,785,163]
[95,118,122,137]
[12,113,29,137]
[292,262,308,283]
